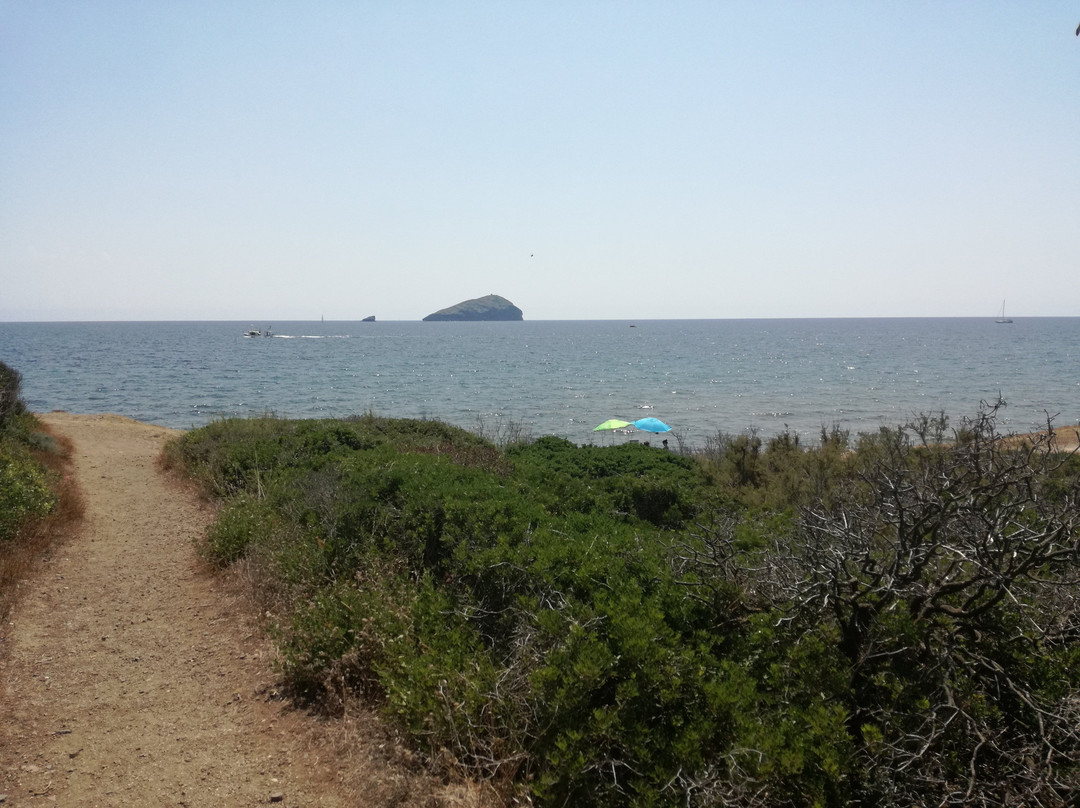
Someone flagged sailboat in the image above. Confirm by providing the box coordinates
[996,300,1013,324]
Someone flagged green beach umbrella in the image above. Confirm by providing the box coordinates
[593,419,632,431]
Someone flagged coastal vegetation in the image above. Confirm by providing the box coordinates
[0,361,81,621]
[167,403,1080,806]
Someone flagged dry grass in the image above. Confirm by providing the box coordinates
[309,697,513,808]
[0,423,85,627]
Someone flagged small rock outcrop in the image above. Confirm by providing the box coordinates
[422,294,523,322]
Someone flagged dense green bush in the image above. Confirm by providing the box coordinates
[172,408,1080,807]
[0,446,57,542]
[0,362,56,542]
[202,493,276,565]
[508,435,703,527]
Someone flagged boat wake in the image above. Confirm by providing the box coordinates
[271,334,351,339]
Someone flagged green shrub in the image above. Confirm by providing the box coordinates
[202,493,275,565]
[0,447,56,541]
[275,568,417,704]
[508,436,702,527]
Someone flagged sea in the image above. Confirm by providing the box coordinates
[1,318,1077,448]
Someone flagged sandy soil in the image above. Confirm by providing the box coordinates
[1008,425,1080,453]
[0,413,482,808]
[1052,426,1080,452]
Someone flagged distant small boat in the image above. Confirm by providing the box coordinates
[996,301,1013,324]
[243,326,273,337]
[362,315,375,322]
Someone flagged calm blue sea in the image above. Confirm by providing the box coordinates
[1,319,1077,447]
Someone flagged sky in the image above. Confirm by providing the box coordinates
[2,2,1079,322]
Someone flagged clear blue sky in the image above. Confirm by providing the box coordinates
[2,2,1078,321]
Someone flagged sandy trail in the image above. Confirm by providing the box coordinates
[0,413,361,807]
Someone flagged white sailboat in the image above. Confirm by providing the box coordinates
[996,300,1013,324]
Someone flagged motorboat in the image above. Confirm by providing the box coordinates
[243,326,273,337]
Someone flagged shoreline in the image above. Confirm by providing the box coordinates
[1008,425,1080,453]
[38,410,1080,454]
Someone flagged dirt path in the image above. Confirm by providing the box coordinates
[0,414,459,808]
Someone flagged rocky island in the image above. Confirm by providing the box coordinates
[422,294,523,322]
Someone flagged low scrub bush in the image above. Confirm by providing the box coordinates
[0,446,56,542]
[0,364,61,543]
[0,363,83,621]
[201,493,276,566]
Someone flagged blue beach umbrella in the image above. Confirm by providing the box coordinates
[633,417,671,433]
